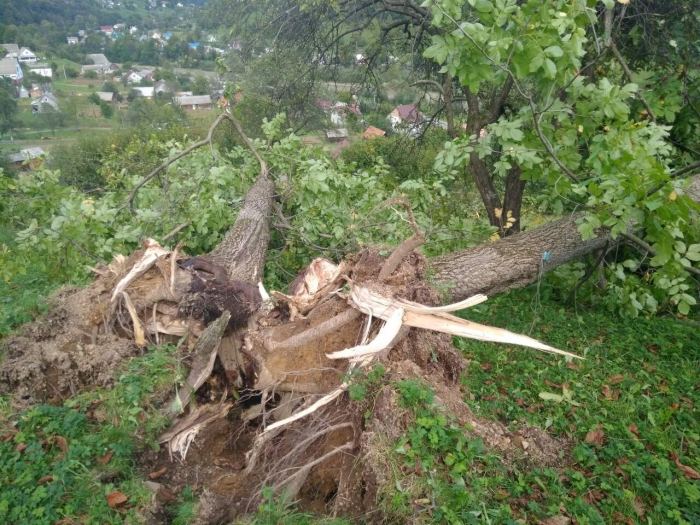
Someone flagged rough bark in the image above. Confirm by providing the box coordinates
[429,214,608,300]
[430,173,700,301]
[503,165,526,235]
[209,173,276,284]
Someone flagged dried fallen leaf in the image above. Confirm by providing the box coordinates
[97,450,114,465]
[545,379,561,389]
[602,385,612,399]
[670,452,700,479]
[149,467,168,480]
[584,427,605,446]
[105,491,128,508]
[613,511,634,525]
[607,374,625,385]
[633,497,646,517]
[481,362,492,372]
[1,429,17,442]
[628,424,640,438]
[539,516,570,525]
[53,436,69,452]
[37,475,53,484]
[138,411,148,423]
[15,442,27,453]
[156,486,177,503]
[566,362,580,371]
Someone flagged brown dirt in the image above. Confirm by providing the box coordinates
[0,282,140,403]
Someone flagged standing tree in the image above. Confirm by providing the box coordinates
[0,84,19,140]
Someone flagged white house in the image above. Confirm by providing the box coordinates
[154,79,172,95]
[18,47,38,62]
[127,70,153,84]
[0,44,19,58]
[0,57,23,81]
[29,64,53,78]
[31,93,59,113]
[67,37,79,45]
[18,86,29,98]
[131,86,155,99]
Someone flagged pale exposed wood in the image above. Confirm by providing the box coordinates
[326,308,404,360]
[121,292,146,347]
[110,239,169,304]
[165,312,230,417]
[349,285,579,358]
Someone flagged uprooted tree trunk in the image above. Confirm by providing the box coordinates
[430,173,700,301]
[2,113,699,522]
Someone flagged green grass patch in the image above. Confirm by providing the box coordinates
[446,289,700,524]
[0,344,186,524]
[0,230,61,338]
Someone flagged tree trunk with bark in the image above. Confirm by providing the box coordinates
[429,173,700,301]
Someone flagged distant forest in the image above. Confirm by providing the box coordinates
[0,0,109,27]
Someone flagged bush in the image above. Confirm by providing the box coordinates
[339,128,449,182]
[84,70,98,79]
[65,67,79,78]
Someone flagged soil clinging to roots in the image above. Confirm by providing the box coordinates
[0,247,572,523]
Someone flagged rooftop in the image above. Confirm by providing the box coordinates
[8,147,45,163]
[0,57,19,75]
[175,95,212,105]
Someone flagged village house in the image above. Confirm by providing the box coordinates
[95,91,115,103]
[325,128,348,143]
[82,54,113,74]
[67,37,79,45]
[18,86,29,98]
[330,102,361,126]
[174,94,212,110]
[7,147,46,170]
[131,87,155,99]
[31,93,59,113]
[362,126,386,139]
[0,44,19,58]
[127,70,154,83]
[154,79,172,95]
[18,47,38,62]
[0,57,23,81]
[100,26,114,35]
[387,104,422,129]
[29,63,52,78]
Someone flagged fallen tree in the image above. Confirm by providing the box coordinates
[1,112,699,522]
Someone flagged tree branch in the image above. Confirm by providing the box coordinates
[610,42,656,122]
[116,112,230,215]
[621,232,700,277]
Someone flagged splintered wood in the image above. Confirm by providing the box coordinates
[251,257,581,440]
[101,245,580,465]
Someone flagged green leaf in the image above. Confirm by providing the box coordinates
[544,58,557,78]
[539,392,563,403]
[544,45,563,58]
[678,301,690,316]
[474,0,494,12]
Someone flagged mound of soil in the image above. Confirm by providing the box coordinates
[0,283,140,403]
[0,248,571,524]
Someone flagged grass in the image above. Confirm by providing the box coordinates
[0,344,187,525]
[0,230,60,338]
[424,288,700,524]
